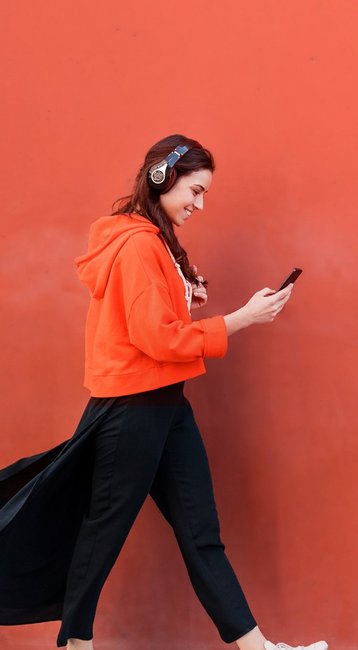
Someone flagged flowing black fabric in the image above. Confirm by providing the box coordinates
[0,388,258,645]
[0,397,117,625]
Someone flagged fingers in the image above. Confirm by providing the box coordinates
[262,284,293,298]
[275,283,293,297]
[193,287,207,298]
[274,302,285,315]
[266,284,293,321]
[192,293,208,308]
[268,284,293,305]
[192,265,204,283]
[272,290,292,316]
[276,287,292,303]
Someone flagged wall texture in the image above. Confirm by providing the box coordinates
[0,1,357,648]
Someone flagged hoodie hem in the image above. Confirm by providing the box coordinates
[85,360,207,397]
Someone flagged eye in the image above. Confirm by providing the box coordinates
[191,188,200,196]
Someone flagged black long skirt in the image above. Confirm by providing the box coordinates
[0,397,117,626]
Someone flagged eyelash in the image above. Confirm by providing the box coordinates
[192,189,200,196]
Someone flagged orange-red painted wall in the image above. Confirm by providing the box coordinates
[0,1,357,648]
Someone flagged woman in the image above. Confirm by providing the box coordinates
[0,134,327,650]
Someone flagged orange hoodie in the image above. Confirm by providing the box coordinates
[75,212,228,397]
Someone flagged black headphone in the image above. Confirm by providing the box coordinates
[147,144,192,191]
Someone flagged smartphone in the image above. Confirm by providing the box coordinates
[275,268,303,292]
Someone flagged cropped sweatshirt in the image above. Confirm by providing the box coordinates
[75,212,228,397]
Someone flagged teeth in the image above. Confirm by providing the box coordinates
[185,209,191,216]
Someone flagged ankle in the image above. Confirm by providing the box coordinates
[67,639,94,650]
[235,625,267,650]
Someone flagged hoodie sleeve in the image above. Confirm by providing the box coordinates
[127,281,228,362]
[118,233,228,362]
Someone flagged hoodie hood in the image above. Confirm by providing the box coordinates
[75,213,160,299]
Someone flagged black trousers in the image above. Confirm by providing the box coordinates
[56,381,257,646]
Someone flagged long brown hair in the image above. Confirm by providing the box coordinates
[111,134,215,288]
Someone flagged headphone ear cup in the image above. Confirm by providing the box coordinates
[148,163,168,191]
[160,167,177,194]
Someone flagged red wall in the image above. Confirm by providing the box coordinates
[0,1,357,648]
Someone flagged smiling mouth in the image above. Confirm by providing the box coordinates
[184,209,192,216]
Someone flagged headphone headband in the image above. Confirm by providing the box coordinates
[148,144,192,190]
[165,145,190,168]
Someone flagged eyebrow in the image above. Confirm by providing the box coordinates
[193,184,209,193]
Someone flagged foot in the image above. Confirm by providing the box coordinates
[264,640,328,650]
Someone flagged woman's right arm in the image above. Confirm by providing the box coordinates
[223,284,294,336]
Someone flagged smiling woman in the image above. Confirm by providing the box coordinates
[0,134,327,650]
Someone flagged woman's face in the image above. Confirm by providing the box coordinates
[159,169,212,227]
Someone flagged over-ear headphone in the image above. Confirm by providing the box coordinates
[147,145,192,191]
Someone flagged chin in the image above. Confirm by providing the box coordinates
[174,217,185,227]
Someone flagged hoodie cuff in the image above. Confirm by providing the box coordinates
[199,315,228,358]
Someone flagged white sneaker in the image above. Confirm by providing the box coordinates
[264,640,328,650]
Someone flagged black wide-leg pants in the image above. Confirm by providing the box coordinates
[56,381,257,646]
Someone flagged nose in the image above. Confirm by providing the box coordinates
[193,193,204,210]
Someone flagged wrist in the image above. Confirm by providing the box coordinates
[223,306,253,336]
[237,305,253,328]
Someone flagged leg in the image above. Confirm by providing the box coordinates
[149,396,258,644]
[57,383,184,648]
[150,397,328,650]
